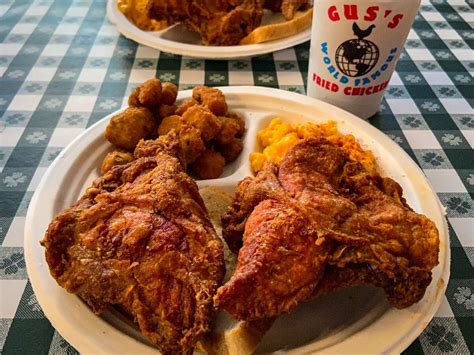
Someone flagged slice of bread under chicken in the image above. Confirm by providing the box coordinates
[240,7,313,45]
[198,187,274,355]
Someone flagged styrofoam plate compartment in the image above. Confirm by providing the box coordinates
[25,86,449,354]
[106,0,311,59]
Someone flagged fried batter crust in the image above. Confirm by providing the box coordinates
[41,135,225,354]
[147,0,264,46]
[218,138,439,320]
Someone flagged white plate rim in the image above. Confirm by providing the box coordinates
[105,0,311,59]
[24,86,450,354]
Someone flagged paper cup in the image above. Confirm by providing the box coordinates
[307,0,421,119]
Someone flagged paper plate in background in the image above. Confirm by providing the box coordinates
[106,0,311,59]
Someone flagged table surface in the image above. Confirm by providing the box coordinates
[0,0,472,354]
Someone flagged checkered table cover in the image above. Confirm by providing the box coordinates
[0,0,472,353]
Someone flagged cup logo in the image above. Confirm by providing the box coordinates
[335,22,379,77]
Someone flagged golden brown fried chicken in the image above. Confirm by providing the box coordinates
[147,0,264,45]
[279,139,439,308]
[215,162,328,320]
[215,197,328,320]
[218,138,439,320]
[264,0,309,20]
[101,150,134,174]
[41,134,225,354]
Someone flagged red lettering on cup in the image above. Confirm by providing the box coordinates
[388,14,404,28]
[328,6,340,21]
[364,6,379,21]
[344,5,358,20]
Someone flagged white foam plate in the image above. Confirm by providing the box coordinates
[106,0,311,59]
[25,86,449,354]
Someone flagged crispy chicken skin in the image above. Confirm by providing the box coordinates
[147,0,265,45]
[218,138,439,320]
[41,134,225,354]
[279,139,439,308]
[146,0,309,46]
[215,198,328,320]
[264,0,309,20]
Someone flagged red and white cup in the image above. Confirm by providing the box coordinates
[307,0,421,119]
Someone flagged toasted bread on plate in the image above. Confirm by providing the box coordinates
[240,7,313,45]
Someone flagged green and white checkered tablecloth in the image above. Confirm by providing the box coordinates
[0,0,472,353]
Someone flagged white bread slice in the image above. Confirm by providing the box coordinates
[198,314,275,355]
[240,7,313,45]
[199,187,274,354]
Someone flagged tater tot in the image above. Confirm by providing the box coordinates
[179,126,206,164]
[128,78,162,108]
[192,86,228,116]
[181,105,222,142]
[215,116,242,145]
[158,115,182,136]
[161,82,178,105]
[175,98,199,116]
[192,149,226,180]
[101,150,134,174]
[104,107,156,150]
[217,138,243,163]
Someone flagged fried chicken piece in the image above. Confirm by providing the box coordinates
[263,0,282,12]
[281,0,309,20]
[134,130,185,165]
[129,78,162,109]
[192,149,226,180]
[264,0,309,19]
[219,138,439,320]
[101,150,134,174]
[181,105,222,142]
[41,135,225,354]
[147,0,264,46]
[222,163,285,253]
[104,107,156,151]
[193,86,228,116]
[278,139,439,307]
[215,197,328,320]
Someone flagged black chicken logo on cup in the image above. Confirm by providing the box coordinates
[335,22,380,77]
